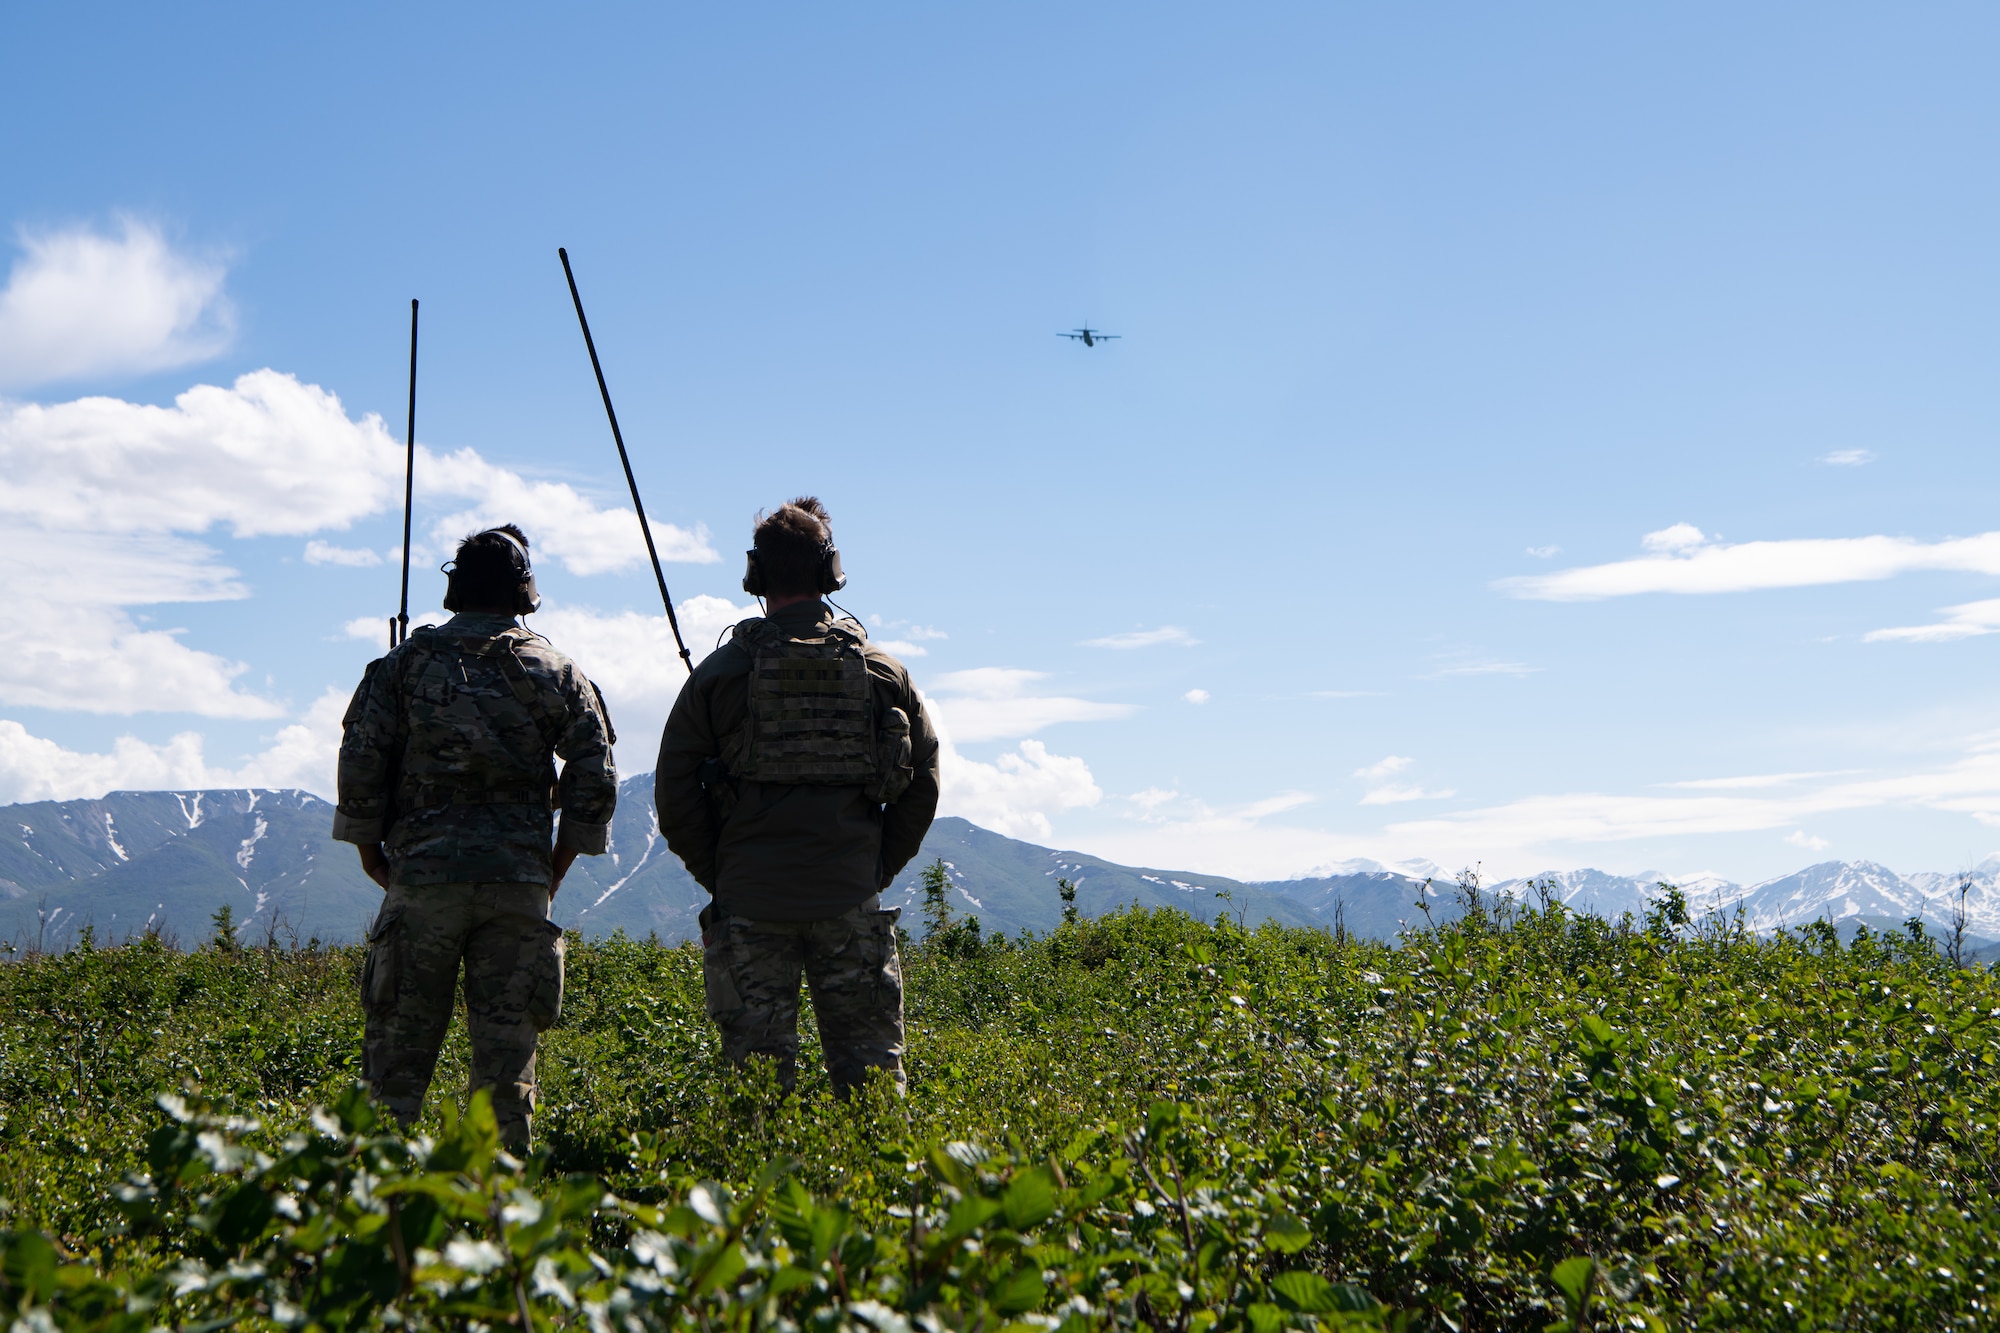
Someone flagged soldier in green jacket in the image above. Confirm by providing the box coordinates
[656,497,941,1096]
[333,525,618,1146]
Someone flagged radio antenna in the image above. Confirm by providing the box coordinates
[558,248,694,674]
[392,298,418,649]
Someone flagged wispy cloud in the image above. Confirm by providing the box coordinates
[1525,545,1561,559]
[1423,660,1540,678]
[0,217,234,389]
[1353,755,1454,805]
[1819,449,1874,467]
[1500,523,2000,601]
[1354,755,1412,782]
[1385,734,2000,850]
[924,667,1135,742]
[1663,770,1854,790]
[1784,830,1830,851]
[1082,625,1199,649]
[1865,598,2000,644]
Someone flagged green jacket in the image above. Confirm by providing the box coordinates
[332,613,618,887]
[655,601,941,921]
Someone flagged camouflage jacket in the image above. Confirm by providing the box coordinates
[332,613,618,887]
[655,600,940,921]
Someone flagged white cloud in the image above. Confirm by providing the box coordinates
[1526,545,1561,558]
[924,668,1135,742]
[1663,770,1852,790]
[1784,830,1830,851]
[532,596,752,769]
[1353,755,1452,805]
[0,603,282,718]
[1501,524,2000,602]
[1642,522,1708,553]
[936,737,1101,841]
[0,218,233,390]
[305,540,382,567]
[1819,449,1874,467]
[1183,688,1210,704]
[0,371,722,719]
[1354,755,1412,781]
[0,688,347,805]
[1383,735,2000,852]
[1865,598,2000,644]
[1359,783,1457,806]
[874,640,928,658]
[1424,660,1540,678]
[421,445,717,574]
[0,371,400,537]
[1082,626,1199,649]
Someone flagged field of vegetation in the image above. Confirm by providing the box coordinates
[1,872,1996,1330]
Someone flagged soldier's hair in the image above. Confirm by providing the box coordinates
[752,497,833,597]
[451,524,532,607]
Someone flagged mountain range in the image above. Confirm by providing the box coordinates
[2,780,1996,961]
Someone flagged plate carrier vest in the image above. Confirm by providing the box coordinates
[719,616,912,803]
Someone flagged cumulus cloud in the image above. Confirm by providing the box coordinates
[1500,523,2000,601]
[936,738,1101,841]
[0,218,233,389]
[421,446,717,574]
[305,541,382,567]
[924,668,1135,742]
[1784,830,1830,851]
[0,688,348,805]
[1865,598,2000,644]
[1183,688,1210,704]
[0,371,720,718]
[1082,626,1199,649]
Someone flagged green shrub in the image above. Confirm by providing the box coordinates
[1,900,1995,1328]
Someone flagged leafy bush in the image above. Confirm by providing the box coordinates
[2,898,1996,1328]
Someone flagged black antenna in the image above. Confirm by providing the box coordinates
[393,298,418,649]
[558,247,695,674]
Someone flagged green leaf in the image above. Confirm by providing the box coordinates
[1001,1166,1058,1230]
[990,1262,1047,1315]
[1551,1255,1596,1308]
[1262,1212,1313,1255]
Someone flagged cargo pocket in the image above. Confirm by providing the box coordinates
[361,906,403,1017]
[526,920,566,1032]
[868,907,905,1009]
[701,916,744,1020]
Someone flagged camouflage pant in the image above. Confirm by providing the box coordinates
[361,882,564,1147]
[701,902,906,1096]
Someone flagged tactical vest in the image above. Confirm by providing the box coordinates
[391,625,564,814]
[720,616,913,803]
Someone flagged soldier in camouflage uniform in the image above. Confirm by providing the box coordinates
[656,498,940,1096]
[333,525,617,1147]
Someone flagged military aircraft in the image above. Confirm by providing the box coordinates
[1060,325,1119,347]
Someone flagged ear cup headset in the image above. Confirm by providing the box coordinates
[442,527,542,615]
[741,541,846,597]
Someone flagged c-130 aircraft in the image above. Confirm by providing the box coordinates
[1059,325,1119,347]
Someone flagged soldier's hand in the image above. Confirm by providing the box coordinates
[550,844,581,898]
[358,843,391,889]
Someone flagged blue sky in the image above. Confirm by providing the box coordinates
[6,3,2000,884]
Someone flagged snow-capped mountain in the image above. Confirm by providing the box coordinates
[1485,859,2000,940]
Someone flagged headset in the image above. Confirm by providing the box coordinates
[442,527,542,615]
[742,540,846,597]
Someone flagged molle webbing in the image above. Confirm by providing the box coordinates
[740,627,878,784]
